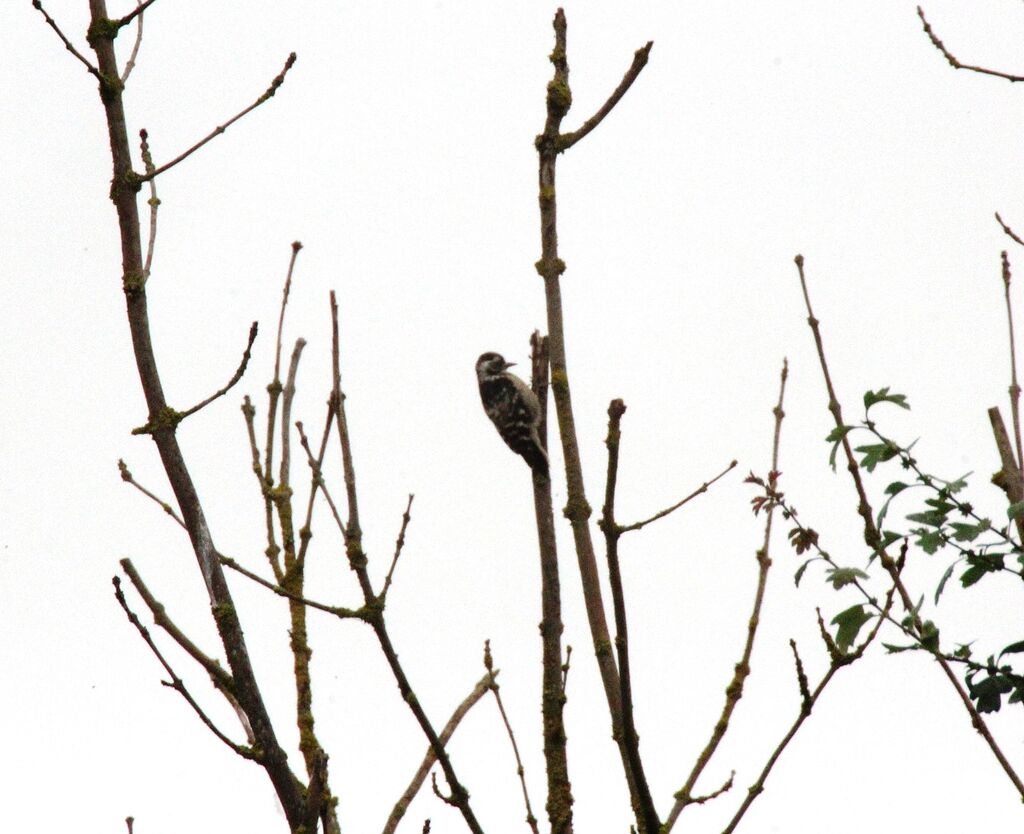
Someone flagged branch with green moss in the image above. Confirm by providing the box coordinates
[528,332,574,834]
[73,2,312,825]
[533,11,655,829]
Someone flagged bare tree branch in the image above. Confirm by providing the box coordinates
[619,459,737,533]
[118,458,186,528]
[996,212,1024,248]
[329,292,486,834]
[140,53,298,181]
[534,12,654,827]
[120,1,145,83]
[117,0,160,29]
[599,399,659,834]
[382,494,415,599]
[917,7,1024,83]
[32,1,101,80]
[485,644,540,834]
[178,322,259,420]
[138,129,159,281]
[114,575,255,758]
[218,554,364,620]
[528,332,574,834]
[558,41,653,152]
[664,359,788,831]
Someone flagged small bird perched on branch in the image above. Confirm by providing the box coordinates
[476,352,549,476]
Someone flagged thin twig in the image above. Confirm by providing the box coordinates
[120,1,145,83]
[484,642,540,834]
[279,338,307,496]
[113,575,254,758]
[558,41,654,152]
[382,494,415,599]
[178,323,259,419]
[664,359,788,831]
[382,674,494,834]
[599,399,659,834]
[118,459,186,528]
[218,554,364,620]
[32,1,101,80]
[125,817,134,834]
[119,559,234,692]
[295,406,336,569]
[275,243,303,384]
[140,53,298,181]
[1001,252,1024,499]
[138,130,159,281]
[722,582,897,834]
[619,460,737,533]
[996,212,1024,248]
[117,0,159,28]
[917,7,1024,83]
[328,293,485,834]
[242,395,284,582]
[687,772,734,806]
[796,254,1024,801]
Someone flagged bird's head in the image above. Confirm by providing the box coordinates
[476,352,514,382]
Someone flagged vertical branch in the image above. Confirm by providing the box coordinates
[1002,251,1024,478]
[84,3,307,828]
[664,360,788,831]
[530,333,573,834]
[329,293,485,834]
[534,10,653,827]
[598,400,660,833]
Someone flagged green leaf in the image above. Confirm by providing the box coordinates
[826,426,854,472]
[794,559,812,587]
[880,529,903,547]
[960,564,987,588]
[968,673,1014,714]
[825,425,855,444]
[864,387,910,412]
[882,642,917,654]
[946,474,971,494]
[825,566,870,590]
[855,442,900,473]
[1000,640,1024,657]
[885,481,910,496]
[831,604,873,651]
[1008,502,1024,521]
[911,528,945,554]
[948,520,990,542]
[906,510,948,528]
[934,563,956,604]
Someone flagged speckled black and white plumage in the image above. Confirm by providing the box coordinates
[476,352,549,476]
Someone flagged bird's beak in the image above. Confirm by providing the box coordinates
[504,361,516,369]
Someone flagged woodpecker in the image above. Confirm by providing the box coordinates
[476,352,549,476]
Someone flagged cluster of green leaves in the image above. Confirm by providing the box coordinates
[827,388,1023,598]
[750,387,1024,711]
[835,388,1024,711]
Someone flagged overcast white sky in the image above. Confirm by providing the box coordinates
[5,1,1024,832]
